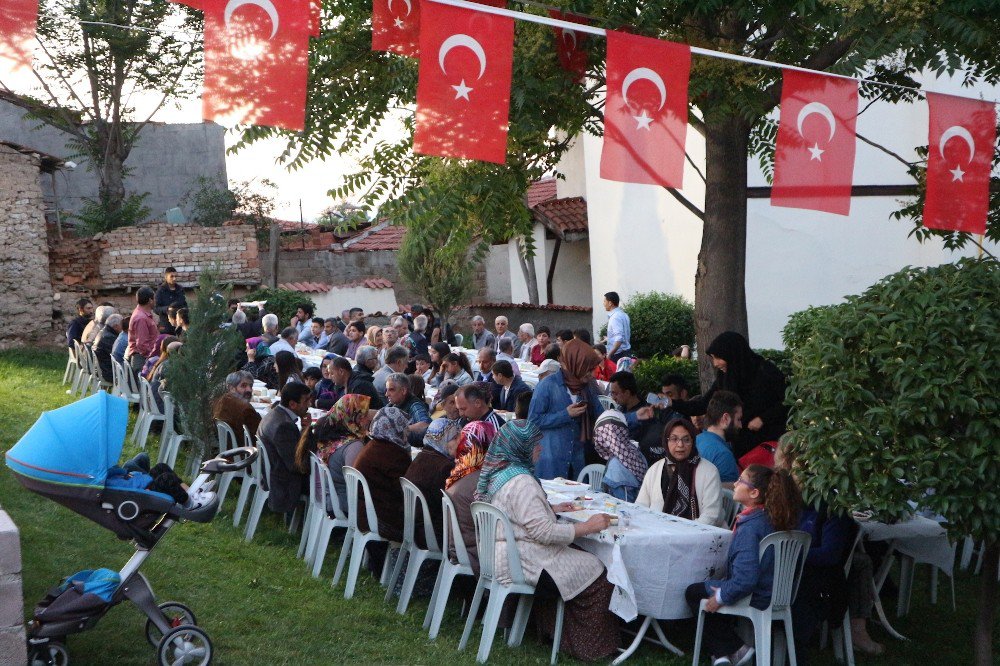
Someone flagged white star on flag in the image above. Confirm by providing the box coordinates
[393,17,404,28]
[808,143,825,161]
[949,165,965,182]
[632,110,653,131]
[452,79,473,101]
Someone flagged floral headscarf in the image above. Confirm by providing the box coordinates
[445,421,497,490]
[369,406,410,449]
[314,394,370,464]
[423,417,462,458]
[474,419,542,502]
[593,410,648,481]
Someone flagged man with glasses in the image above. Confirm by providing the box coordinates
[385,372,432,445]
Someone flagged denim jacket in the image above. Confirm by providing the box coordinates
[528,372,604,480]
[704,508,776,609]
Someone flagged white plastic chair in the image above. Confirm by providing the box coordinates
[597,394,618,410]
[385,478,444,614]
[158,393,193,471]
[459,502,564,665]
[577,464,606,492]
[232,427,259,527]
[115,358,141,406]
[819,527,864,666]
[133,376,165,451]
[72,341,91,397]
[214,421,241,513]
[339,466,393,599]
[306,456,350,578]
[720,488,741,529]
[424,491,475,640]
[297,454,324,560]
[244,437,273,542]
[454,333,465,347]
[692,530,811,666]
[62,345,79,387]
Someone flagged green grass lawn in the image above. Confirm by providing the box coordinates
[0,349,994,665]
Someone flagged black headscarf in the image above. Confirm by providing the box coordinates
[706,331,763,395]
[659,418,702,520]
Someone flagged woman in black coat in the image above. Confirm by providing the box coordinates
[672,331,788,458]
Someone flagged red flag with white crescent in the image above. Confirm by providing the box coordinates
[923,92,996,235]
[771,70,858,215]
[372,0,420,57]
[0,0,39,78]
[413,1,514,163]
[547,10,588,83]
[600,31,691,188]
[200,0,312,130]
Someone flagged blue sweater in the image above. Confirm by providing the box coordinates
[705,508,776,609]
[696,431,740,483]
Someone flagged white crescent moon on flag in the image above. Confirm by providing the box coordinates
[223,0,279,39]
[438,34,487,80]
[796,102,836,142]
[562,29,577,50]
[938,125,976,163]
[621,67,666,110]
[387,0,412,18]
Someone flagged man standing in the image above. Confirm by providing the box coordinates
[696,391,742,485]
[154,267,187,334]
[493,316,520,355]
[328,356,383,408]
[374,346,410,399]
[385,372,432,444]
[455,383,505,432]
[603,291,631,362]
[125,287,158,375]
[213,370,263,440]
[470,316,495,350]
[258,382,312,514]
[491,361,531,413]
[66,298,94,348]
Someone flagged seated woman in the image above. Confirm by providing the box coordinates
[427,342,452,387]
[636,417,723,526]
[475,420,620,662]
[141,335,176,380]
[592,410,647,502]
[444,421,497,574]
[275,350,303,387]
[403,418,461,546]
[310,395,372,513]
[351,406,412,542]
[685,464,802,666]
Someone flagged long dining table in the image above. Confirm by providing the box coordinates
[541,478,733,663]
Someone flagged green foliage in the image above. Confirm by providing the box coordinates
[182,178,277,240]
[620,292,695,360]
[397,220,475,329]
[632,355,700,396]
[317,201,369,234]
[786,258,999,545]
[163,269,244,461]
[74,192,151,235]
[754,348,792,379]
[243,288,315,328]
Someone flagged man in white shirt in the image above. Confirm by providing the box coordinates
[496,338,521,376]
[603,291,631,362]
[268,327,299,355]
[516,323,537,361]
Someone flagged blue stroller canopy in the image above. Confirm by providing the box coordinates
[6,391,129,489]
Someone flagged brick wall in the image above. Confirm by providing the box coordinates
[0,145,54,349]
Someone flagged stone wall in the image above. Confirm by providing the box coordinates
[0,144,54,348]
[452,303,593,338]
[0,512,25,665]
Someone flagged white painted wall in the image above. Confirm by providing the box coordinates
[483,244,512,302]
[314,286,399,317]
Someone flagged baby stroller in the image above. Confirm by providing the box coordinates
[5,391,257,666]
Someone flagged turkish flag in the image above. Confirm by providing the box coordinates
[600,31,690,188]
[413,1,514,164]
[548,10,588,83]
[924,93,996,235]
[771,70,858,215]
[0,0,38,78]
[200,0,312,130]
[372,0,420,57]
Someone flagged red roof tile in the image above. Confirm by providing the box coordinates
[278,281,332,293]
[342,223,407,252]
[525,177,557,209]
[464,302,593,312]
[332,277,395,290]
[276,219,319,233]
[533,197,588,237]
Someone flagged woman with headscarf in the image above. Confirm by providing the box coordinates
[350,406,412,545]
[636,417,723,526]
[443,421,497,573]
[592,410,647,502]
[297,394,372,513]
[527,338,605,480]
[668,331,788,458]
[475,420,620,661]
[402,418,462,546]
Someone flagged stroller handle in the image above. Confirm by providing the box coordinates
[200,447,258,475]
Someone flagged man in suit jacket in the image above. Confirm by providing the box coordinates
[475,347,502,406]
[212,370,262,441]
[491,361,531,412]
[257,382,312,514]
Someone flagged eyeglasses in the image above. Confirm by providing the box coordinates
[667,436,693,445]
[735,477,756,490]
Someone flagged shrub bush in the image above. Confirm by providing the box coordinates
[614,291,694,359]
[632,355,700,396]
[754,348,792,379]
[243,288,315,328]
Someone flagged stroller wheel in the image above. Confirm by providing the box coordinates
[157,625,212,666]
[145,602,198,647]
[29,642,69,666]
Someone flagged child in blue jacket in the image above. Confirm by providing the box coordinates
[685,464,802,666]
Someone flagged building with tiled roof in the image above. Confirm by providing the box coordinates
[339,221,406,252]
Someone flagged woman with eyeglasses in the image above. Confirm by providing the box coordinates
[635,417,724,526]
[684,464,802,666]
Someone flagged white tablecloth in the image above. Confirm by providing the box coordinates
[541,480,732,620]
[860,514,953,574]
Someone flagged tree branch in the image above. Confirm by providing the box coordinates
[761,33,860,109]
[662,187,705,221]
[856,131,917,168]
[685,151,706,184]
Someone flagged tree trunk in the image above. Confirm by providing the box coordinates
[268,221,280,289]
[515,237,540,305]
[974,541,998,666]
[99,148,127,215]
[694,114,752,390]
